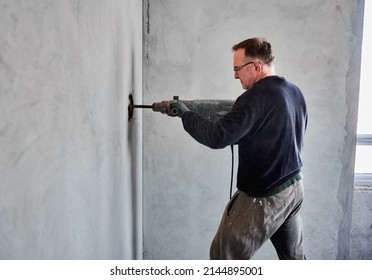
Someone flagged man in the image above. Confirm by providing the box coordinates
[172,38,307,260]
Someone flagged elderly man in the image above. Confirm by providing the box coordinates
[173,37,308,260]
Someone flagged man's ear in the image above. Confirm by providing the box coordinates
[254,62,262,72]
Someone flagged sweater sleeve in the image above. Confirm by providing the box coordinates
[181,97,257,149]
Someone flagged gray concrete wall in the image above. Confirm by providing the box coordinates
[143,0,365,259]
[350,188,372,259]
[0,0,142,259]
[1,0,369,261]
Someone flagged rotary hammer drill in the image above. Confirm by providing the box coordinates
[128,95,235,121]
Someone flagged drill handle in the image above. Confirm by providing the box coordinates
[152,96,235,120]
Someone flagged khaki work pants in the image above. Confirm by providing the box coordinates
[210,179,305,260]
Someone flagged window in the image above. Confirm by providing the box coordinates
[354,0,372,186]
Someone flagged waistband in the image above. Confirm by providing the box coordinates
[244,172,303,197]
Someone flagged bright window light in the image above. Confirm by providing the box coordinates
[355,0,372,176]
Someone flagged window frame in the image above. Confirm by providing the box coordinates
[354,1,371,187]
[354,134,372,186]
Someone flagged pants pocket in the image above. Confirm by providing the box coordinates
[227,191,240,217]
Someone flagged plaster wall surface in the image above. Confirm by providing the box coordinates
[0,0,368,261]
[143,0,364,259]
[0,0,142,259]
[350,189,372,259]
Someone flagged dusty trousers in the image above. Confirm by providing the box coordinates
[210,179,305,260]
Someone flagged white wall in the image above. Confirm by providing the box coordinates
[143,0,365,259]
[0,0,142,259]
[350,189,372,259]
[1,0,369,261]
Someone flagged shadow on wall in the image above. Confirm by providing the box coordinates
[127,42,143,259]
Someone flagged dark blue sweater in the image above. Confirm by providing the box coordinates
[182,76,307,196]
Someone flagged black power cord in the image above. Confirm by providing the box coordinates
[230,145,234,199]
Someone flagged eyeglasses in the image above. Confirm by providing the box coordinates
[233,61,254,72]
